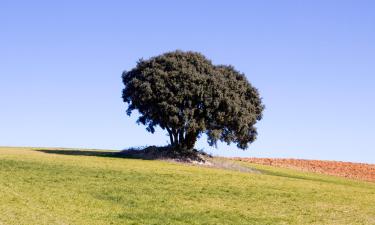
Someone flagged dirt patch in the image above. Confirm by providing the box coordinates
[120,147,259,173]
[206,157,260,173]
[168,157,260,173]
[234,158,375,182]
[117,146,208,163]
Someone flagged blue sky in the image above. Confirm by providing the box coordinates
[1,1,374,163]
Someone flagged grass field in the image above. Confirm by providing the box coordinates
[0,147,374,225]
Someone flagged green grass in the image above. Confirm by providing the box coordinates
[0,147,374,225]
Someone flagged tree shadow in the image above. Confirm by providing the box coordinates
[36,149,148,160]
[36,146,205,162]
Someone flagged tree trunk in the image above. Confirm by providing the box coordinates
[166,127,174,146]
[179,129,184,148]
[185,131,198,150]
[167,128,198,153]
[173,130,179,148]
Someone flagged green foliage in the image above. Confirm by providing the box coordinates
[122,51,264,150]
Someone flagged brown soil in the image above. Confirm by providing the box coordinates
[234,158,375,182]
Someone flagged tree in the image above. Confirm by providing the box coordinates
[122,50,264,153]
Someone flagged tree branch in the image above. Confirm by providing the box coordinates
[166,127,174,146]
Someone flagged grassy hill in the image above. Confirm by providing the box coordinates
[0,147,374,225]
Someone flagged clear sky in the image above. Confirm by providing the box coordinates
[1,1,374,163]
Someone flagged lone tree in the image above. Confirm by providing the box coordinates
[122,51,264,154]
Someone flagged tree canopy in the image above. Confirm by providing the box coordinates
[122,50,264,152]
